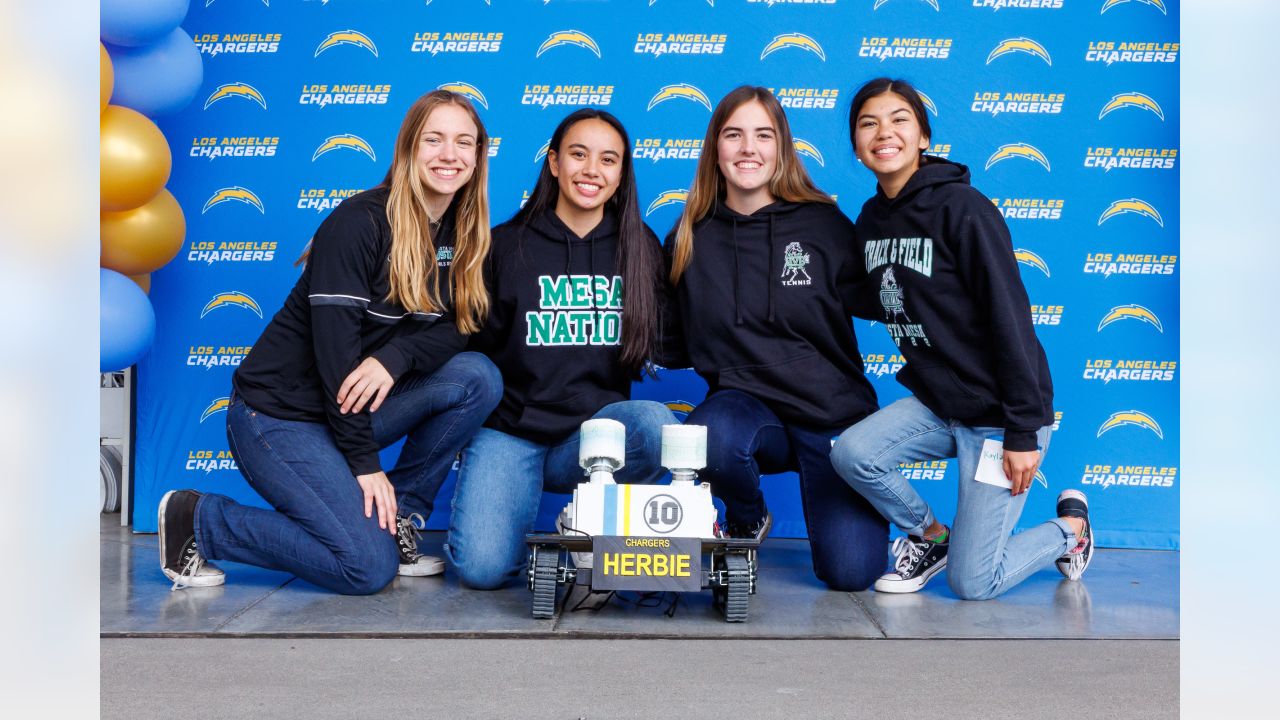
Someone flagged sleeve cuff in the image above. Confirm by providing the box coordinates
[1003,429,1040,453]
[370,344,409,381]
[347,451,382,477]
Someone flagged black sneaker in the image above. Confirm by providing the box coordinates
[874,531,948,593]
[724,509,772,542]
[1055,490,1094,581]
[158,490,224,590]
[396,513,444,577]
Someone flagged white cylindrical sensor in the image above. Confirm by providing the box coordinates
[579,418,626,472]
[662,424,707,480]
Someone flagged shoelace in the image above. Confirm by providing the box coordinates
[891,536,929,574]
[397,513,426,561]
[171,540,204,592]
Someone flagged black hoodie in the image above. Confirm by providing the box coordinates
[667,200,879,430]
[854,158,1054,452]
[472,207,659,444]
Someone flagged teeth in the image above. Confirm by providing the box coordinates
[575,182,601,192]
[737,162,760,170]
[434,168,459,177]
[874,148,899,157]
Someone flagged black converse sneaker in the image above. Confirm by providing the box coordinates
[1055,490,1094,581]
[396,513,445,577]
[724,509,773,543]
[874,530,949,593]
[158,490,225,590]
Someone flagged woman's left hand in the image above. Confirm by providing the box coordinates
[1003,449,1042,496]
[337,357,393,414]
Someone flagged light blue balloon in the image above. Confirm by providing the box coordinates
[106,28,204,118]
[100,0,190,47]
[101,268,156,372]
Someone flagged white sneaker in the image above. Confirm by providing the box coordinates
[396,514,445,577]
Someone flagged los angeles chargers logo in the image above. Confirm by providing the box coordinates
[537,30,601,58]
[648,84,712,112]
[873,0,940,10]
[1033,470,1049,489]
[918,90,938,117]
[312,134,377,162]
[1097,304,1163,333]
[203,187,265,214]
[985,143,1051,172]
[1101,0,1166,15]
[1097,198,1163,227]
[646,189,688,216]
[436,81,489,110]
[760,33,826,61]
[664,400,696,419]
[201,292,264,319]
[1098,92,1165,121]
[1096,410,1164,439]
[200,397,231,424]
[314,30,379,58]
[204,83,267,110]
[1014,249,1051,278]
[793,139,825,167]
[987,37,1053,66]
[534,140,550,163]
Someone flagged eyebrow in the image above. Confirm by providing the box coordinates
[721,125,776,133]
[421,130,477,140]
[857,108,912,122]
[565,142,621,156]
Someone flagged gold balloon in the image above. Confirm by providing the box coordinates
[101,188,186,275]
[100,43,113,113]
[129,274,152,294]
[100,105,171,211]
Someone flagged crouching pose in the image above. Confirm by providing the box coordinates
[666,86,888,591]
[159,90,501,594]
[831,78,1092,600]
[446,109,677,589]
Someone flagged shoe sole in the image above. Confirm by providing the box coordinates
[874,555,947,593]
[398,557,446,577]
[158,490,226,588]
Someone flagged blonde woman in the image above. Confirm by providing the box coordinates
[666,86,887,591]
[158,90,501,595]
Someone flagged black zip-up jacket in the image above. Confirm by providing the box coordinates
[471,207,660,444]
[233,187,465,475]
[666,200,879,429]
[854,158,1054,451]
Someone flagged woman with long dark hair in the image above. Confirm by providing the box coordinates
[831,77,1092,599]
[445,108,676,589]
[158,90,502,595]
[666,86,887,591]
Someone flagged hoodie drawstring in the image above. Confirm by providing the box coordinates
[766,213,776,324]
[731,218,743,325]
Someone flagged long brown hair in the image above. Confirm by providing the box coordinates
[381,90,491,333]
[669,86,833,284]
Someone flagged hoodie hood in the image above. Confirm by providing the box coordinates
[876,157,971,211]
[707,199,807,325]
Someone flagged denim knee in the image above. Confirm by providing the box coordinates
[830,426,884,486]
[947,566,1000,601]
[447,351,504,412]
[449,547,519,591]
[334,543,399,596]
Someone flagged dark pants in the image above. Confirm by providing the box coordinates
[194,352,502,595]
[686,389,888,591]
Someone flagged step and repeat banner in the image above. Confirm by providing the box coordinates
[134,0,1179,549]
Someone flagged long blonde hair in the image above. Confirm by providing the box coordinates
[382,90,491,334]
[669,86,833,284]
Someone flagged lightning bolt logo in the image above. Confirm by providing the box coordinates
[1098,92,1165,121]
[665,400,696,419]
[203,83,267,111]
[917,89,938,117]
[986,37,1053,66]
[647,84,712,112]
[314,30,379,58]
[1014,249,1051,278]
[793,138,825,167]
[203,187,265,214]
[1033,470,1049,489]
[200,397,231,424]
[646,189,688,216]
[1096,410,1164,439]
[436,81,489,110]
[1097,198,1163,227]
[1097,304,1163,333]
[985,143,1051,172]
[760,33,826,61]
[534,140,550,163]
[1101,0,1167,15]
[201,292,264,319]
[536,30,602,58]
[312,134,377,162]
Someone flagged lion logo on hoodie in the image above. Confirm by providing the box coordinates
[780,242,813,286]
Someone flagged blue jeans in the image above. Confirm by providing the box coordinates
[195,352,502,595]
[830,395,1072,600]
[686,390,889,592]
[445,400,676,590]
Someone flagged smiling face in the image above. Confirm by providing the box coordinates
[415,102,479,207]
[548,117,624,220]
[852,91,931,198]
[716,100,778,211]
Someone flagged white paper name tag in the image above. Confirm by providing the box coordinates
[974,437,1012,489]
